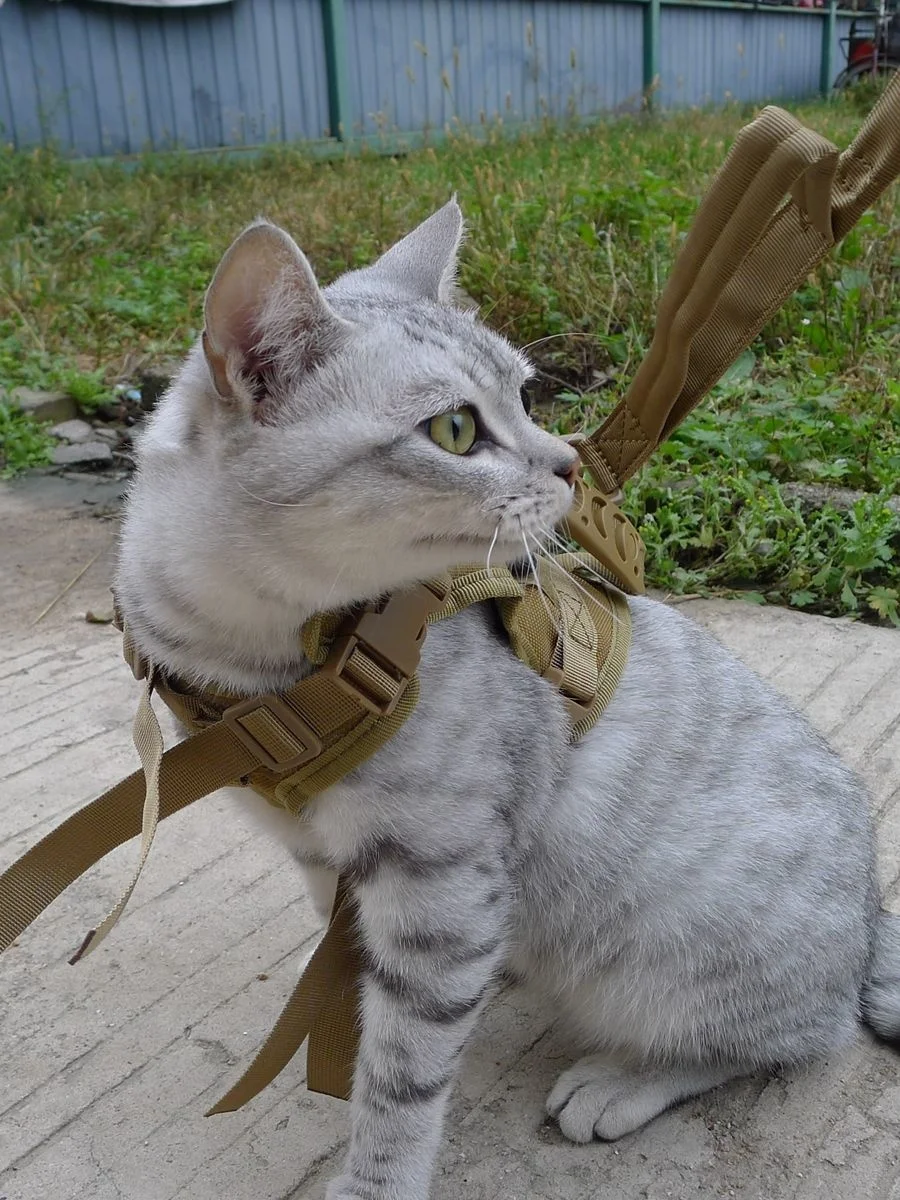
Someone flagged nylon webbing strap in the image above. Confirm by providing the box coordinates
[207,878,361,1113]
[582,75,900,491]
[70,674,165,961]
[0,582,448,1112]
[544,556,632,742]
[0,719,258,958]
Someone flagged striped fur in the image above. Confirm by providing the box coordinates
[117,202,898,1199]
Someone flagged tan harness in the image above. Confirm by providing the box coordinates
[2,82,898,1115]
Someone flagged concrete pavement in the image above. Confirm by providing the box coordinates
[2,473,900,1200]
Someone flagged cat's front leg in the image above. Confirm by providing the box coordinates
[325,845,510,1200]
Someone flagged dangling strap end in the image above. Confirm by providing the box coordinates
[69,928,98,965]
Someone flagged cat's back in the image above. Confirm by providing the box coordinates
[556,592,877,928]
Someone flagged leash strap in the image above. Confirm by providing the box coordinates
[207,878,361,1113]
[0,581,450,1108]
[581,75,900,493]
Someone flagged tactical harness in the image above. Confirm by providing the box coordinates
[2,84,899,1115]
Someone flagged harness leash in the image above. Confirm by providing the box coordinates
[1,75,898,1114]
[581,79,900,494]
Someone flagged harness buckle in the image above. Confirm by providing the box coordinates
[562,477,645,596]
[321,580,451,717]
[223,696,323,773]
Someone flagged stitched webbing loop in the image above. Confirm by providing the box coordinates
[581,75,900,492]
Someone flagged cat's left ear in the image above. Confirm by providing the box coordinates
[370,198,465,304]
[202,220,349,413]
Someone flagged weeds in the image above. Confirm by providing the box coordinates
[0,404,52,478]
[0,98,897,619]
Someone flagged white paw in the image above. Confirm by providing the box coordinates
[547,1059,671,1143]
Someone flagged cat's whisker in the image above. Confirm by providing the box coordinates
[519,331,599,354]
[321,563,348,607]
[236,480,318,508]
[519,520,560,640]
[485,521,502,578]
[533,528,627,631]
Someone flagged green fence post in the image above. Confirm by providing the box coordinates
[643,0,662,108]
[321,0,351,140]
[820,0,838,95]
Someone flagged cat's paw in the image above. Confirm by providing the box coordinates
[547,1057,733,1143]
[547,1059,660,1142]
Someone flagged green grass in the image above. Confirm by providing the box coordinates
[0,403,53,478]
[1,99,898,620]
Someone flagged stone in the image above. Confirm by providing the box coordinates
[8,387,77,424]
[782,481,900,516]
[51,441,114,468]
[90,426,123,445]
[48,418,94,444]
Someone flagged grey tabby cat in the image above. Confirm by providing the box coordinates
[115,199,900,1200]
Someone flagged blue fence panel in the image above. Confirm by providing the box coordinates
[343,0,644,135]
[658,6,827,108]
[0,0,330,155]
[0,0,863,157]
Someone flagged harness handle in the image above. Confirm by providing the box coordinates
[577,74,900,495]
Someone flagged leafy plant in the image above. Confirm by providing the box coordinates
[0,96,896,620]
[59,367,111,412]
[0,402,53,477]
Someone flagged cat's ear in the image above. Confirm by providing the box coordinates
[369,198,465,304]
[202,220,346,410]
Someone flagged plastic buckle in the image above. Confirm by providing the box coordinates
[562,478,646,595]
[123,638,149,681]
[111,599,150,680]
[321,580,449,716]
[223,696,323,772]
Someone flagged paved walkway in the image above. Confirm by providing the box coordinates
[2,474,900,1200]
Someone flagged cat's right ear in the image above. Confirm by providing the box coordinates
[202,221,346,411]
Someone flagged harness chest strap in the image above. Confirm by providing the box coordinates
[0,560,631,1112]
[202,561,632,1113]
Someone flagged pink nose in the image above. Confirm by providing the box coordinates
[555,456,580,488]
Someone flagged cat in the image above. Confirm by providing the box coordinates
[114,199,900,1200]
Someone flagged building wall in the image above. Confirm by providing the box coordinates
[342,0,645,135]
[0,0,851,157]
[658,6,851,107]
[0,0,330,155]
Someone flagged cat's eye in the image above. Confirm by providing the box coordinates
[520,386,533,416]
[428,407,477,455]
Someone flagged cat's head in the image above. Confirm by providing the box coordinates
[143,199,579,610]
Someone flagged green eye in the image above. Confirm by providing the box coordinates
[428,407,477,455]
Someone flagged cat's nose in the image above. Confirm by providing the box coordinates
[554,454,581,488]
